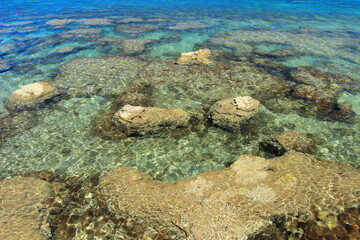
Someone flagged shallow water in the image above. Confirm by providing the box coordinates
[1,0,360,239]
[1,0,360,181]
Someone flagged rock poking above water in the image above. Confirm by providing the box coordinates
[209,96,260,130]
[113,104,190,135]
[98,152,360,239]
[0,177,54,240]
[261,131,316,156]
[177,48,212,65]
[4,81,60,111]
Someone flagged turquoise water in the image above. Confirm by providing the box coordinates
[0,0,360,182]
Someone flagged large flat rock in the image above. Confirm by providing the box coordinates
[0,177,54,240]
[98,152,360,239]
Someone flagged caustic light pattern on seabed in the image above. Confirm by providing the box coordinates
[0,0,360,239]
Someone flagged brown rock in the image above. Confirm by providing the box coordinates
[98,152,360,239]
[274,131,316,153]
[0,177,54,240]
[177,48,212,65]
[113,105,190,135]
[209,96,260,130]
[5,81,59,111]
[9,81,56,102]
[261,131,316,156]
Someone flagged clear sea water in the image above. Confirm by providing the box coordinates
[1,0,360,239]
[0,0,359,181]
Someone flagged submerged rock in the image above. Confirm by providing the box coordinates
[177,48,212,65]
[113,104,190,135]
[96,38,154,54]
[261,131,316,156]
[292,84,355,122]
[52,56,147,97]
[98,152,360,239]
[115,23,156,34]
[289,66,357,92]
[76,18,112,25]
[168,21,208,30]
[0,59,11,72]
[55,46,77,54]
[4,81,60,111]
[209,96,260,130]
[45,19,74,26]
[117,17,144,23]
[0,177,54,240]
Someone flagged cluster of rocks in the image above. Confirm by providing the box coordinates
[1,51,359,239]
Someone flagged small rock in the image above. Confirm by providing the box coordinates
[177,49,212,65]
[209,96,260,130]
[113,104,190,135]
[261,131,316,156]
[4,81,60,111]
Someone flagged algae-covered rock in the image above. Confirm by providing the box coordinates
[209,96,260,130]
[98,152,360,239]
[0,177,54,240]
[4,81,60,111]
[177,48,212,65]
[113,104,190,135]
